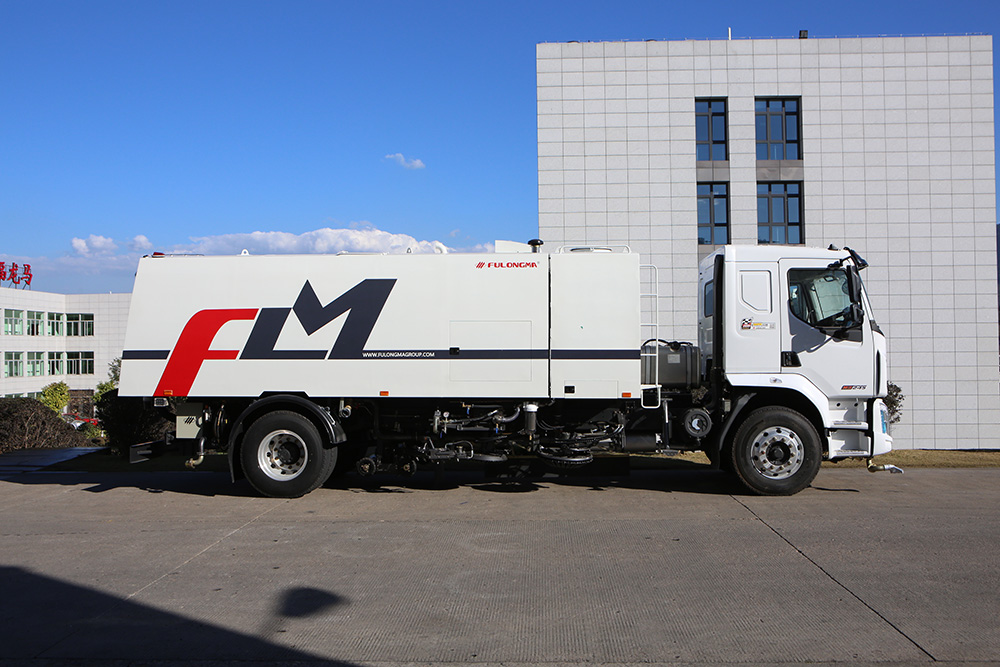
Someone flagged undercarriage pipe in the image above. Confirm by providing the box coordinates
[865,458,903,474]
[185,434,206,469]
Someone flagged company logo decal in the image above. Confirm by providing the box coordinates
[150,279,396,396]
[475,261,538,269]
[841,385,868,391]
[741,318,775,330]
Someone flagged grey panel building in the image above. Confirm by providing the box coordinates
[536,35,998,449]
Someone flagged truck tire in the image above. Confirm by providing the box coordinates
[241,410,337,498]
[730,407,821,496]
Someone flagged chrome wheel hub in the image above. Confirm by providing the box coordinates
[257,429,308,481]
[749,426,804,480]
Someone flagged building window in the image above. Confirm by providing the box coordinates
[26,352,44,377]
[67,351,94,375]
[757,182,803,244]
[48,352,64,376]
[4,352,23,378]
[697,183,730,245]
[66,313,94,337]
[756,98,800,160]
[4,309,24,336]
[48,313,64,336]
[695,99,728,161]
[26,311,44,336]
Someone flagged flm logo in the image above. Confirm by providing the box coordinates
[136,279,397,397]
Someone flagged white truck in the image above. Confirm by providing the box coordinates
[118,241,896,497]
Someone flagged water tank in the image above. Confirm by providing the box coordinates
[641,341,701,388]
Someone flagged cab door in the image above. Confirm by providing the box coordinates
[779,260,875,401]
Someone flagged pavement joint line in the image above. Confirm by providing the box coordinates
[125,500,287,601]
[731,494,939,663]
[34,500,288,660]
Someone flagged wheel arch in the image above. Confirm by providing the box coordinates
[724,387,829,457]
[227,394,347,482]
[729,402,824,495]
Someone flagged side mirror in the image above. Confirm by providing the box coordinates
[845,267,865,330]
[830,303,866,341]
[849,302,865,328]
[846,266,863,303]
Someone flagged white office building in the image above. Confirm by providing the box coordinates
[537,34,999,449]
[1,286,130,405]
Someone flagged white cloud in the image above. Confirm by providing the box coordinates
[182,226,448,256]
[8,224,471,293]
[70,234,117,256]
[385,152,426,170]
[129,234,153,252]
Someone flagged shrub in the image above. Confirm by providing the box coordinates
[96,389,172,456]
[93,379,116,404]
[885,381,905,425]
[39,381,70,414]
[0,398,89,454]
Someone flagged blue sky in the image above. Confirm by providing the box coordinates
[2,0,998,293]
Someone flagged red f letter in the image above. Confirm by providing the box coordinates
[155,309,258,397]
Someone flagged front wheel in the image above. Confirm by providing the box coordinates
[730,407,822,495]
[241,411,337,498]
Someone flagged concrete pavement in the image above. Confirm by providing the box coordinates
[0,463,997,666]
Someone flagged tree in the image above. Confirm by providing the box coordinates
[93,357,121,402]
[39,381,70,414]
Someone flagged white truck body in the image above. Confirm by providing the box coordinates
[120,251,641,400]
[119,243,895,497]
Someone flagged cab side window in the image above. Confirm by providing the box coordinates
[787,268,852,329]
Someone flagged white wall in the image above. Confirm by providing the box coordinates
[0,286,130,401]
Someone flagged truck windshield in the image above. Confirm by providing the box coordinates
[788,268,853,329]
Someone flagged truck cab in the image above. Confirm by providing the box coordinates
[692,245,892,493]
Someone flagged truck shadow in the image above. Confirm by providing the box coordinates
[1,565,357,664]
[7,463,752,498]
[4,470,257,497]
[327,465,749,496]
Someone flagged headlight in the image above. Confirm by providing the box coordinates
[879,403,891,436]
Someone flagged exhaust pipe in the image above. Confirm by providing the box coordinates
[865,458,903,474]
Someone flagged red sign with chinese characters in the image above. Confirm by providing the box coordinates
[0,262,32,288]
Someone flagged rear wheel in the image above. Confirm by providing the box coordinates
[730,407,821,495]
[241,411,337,498]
